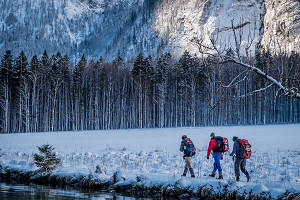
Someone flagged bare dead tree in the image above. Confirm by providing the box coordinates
[192,19,300,101]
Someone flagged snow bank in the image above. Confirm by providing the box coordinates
[0,125,299,198]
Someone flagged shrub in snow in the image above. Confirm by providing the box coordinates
[95,165,107,174]
[112,170,126,183]
[136,175,147,183]
[34,144,61,173]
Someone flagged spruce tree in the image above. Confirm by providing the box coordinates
[30,54,42,74]
[72,54,87,130]
[13,51,29,133]
[14,51,29,81]
[132,53,145,81]
[41,50,50,69]
[0,50,14,84]
[29,55,42,133]
[34,144,61,173]
[0,50,14,133]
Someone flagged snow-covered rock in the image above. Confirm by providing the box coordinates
[0,0,300,60]
[262,0,300,53]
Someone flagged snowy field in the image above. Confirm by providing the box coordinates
[0,124,300,198]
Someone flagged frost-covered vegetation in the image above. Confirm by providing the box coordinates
[0,125,299,198]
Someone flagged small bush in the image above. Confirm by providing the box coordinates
[34,144,61,173]
[95,165,106,174]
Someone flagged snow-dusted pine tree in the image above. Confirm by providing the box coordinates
[34,144,61,173]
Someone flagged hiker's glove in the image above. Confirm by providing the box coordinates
[221,157,223,160]
[207,157,209,159]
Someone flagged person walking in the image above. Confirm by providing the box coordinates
[230,136,250,182]
[207,132,223,179]
[180,135,195,178]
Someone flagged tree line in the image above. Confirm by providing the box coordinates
[0,50,299,133]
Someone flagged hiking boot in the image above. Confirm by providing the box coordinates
[217,171,223,179]
[236,176,240,182]
[209,170,216,177]
[182,168,188,177]
[246,175,250,182]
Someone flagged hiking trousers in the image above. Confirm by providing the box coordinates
[184,156,192,169]
[235,157,249,177]
[182,157,195,177]
[213,153,222,171]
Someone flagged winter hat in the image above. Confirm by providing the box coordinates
[232,136,238,142]
[182,135,187,139]
[210,132,215,138]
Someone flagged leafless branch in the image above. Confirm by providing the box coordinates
[220,69,249,88]
[191,20,300,101]
[228,58,300,99]
[231,19,243,62]
[239,83,274,98]
[208,90,225,112]
[245,18,256,58]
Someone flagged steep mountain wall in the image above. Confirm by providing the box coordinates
[0,0,299,61]
[262,0,300,53]
[153,0,264,57]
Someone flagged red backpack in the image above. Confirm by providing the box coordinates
[215,136,229,152]
[186,138,196,156]
[239,139,252,159]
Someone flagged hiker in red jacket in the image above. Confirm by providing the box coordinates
[207,132,223,179]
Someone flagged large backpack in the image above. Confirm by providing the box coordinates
[214,136,229,152]
[239,139,251,159]
[186,138,196,157]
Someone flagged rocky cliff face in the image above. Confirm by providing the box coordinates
[262,0,300,53]
[0,0,299,61]
[153,0,264,57]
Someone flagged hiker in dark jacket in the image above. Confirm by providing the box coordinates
[180,135,195,178]
[207,132,223,179]
[230,136,250,182]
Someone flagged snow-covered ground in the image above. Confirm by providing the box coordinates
[0,124,300,198]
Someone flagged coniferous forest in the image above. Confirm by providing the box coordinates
[0,50,299,133]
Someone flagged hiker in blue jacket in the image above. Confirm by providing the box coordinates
[230,136,250,182]
[180,135,195,178]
